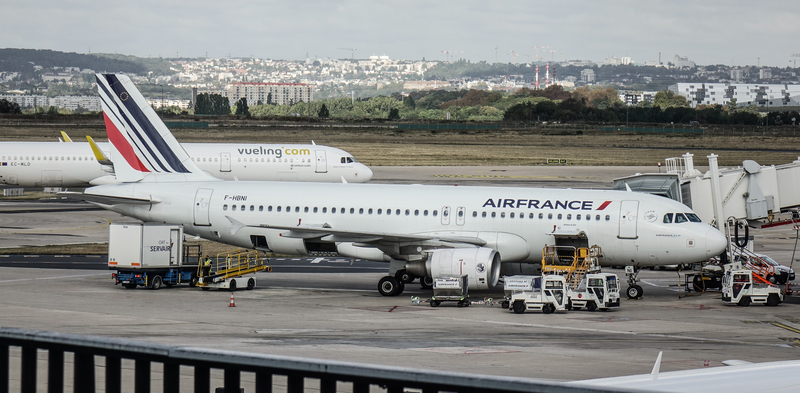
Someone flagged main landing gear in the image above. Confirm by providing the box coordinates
[625,266,644,299]
[377,269,434,296]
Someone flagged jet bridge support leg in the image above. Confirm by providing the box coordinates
[625,266,644,299]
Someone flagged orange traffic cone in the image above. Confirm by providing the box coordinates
[229,292,236,307]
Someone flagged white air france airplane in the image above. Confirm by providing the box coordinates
[0,137,371,187]
[64,74,728,298]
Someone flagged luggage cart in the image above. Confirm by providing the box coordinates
[430,275,469,307]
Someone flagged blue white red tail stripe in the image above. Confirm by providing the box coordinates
[96,74,189,174]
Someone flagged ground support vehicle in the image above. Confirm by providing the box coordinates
[721,263,783,307]
[195,250,270,291]
[685,264,724,292]
[430,275,469,307]
[109,223,199,289]
[506,275,567,314]
[566,273,620,311]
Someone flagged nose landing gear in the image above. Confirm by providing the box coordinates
[625,266,644,299]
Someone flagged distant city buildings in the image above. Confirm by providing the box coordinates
[580,69,596,83]
[731,69,744,83]
[619,91,657,106]
[670,83,800,108]
[225,82,313,105]
[403,80,453,90]
[759,68,772,80]
[0,94,101,111]
[672,55,696,69]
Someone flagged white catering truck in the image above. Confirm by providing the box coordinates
[504,275,568,314]
[108,223,198,289]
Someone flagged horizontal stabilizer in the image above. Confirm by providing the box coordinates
[58,191,158,205]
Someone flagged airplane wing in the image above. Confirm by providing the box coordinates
[58,191,159,205]
[226,216,487,246]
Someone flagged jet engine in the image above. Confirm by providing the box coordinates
[406,247,501,290]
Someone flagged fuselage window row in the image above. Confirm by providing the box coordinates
[218,205,611,223]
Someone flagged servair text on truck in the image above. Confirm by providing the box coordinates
[109,223,198,289]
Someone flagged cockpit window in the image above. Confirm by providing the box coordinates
[663,213,673,223]
[685,213,702,223]
[340,157,355,164]
[675,213,688,223]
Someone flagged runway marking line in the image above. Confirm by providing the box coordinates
[770,322,800,335]
[0,273,108,283]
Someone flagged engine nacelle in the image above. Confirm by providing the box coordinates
[407,247,501,290]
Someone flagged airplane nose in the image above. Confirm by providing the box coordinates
[705,227,727,258]
[361,165,373,181]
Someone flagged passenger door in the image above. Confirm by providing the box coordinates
[315,150,327,173]
[220,153,231,172]
[193,188,213,226]
[618,200,639,239]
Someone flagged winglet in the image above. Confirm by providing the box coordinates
[60,131,73,142]
[226,215,246,235]
[625,182,632,192]
[341,176,348,184]
[86,136,113,166]
[312,140,316,145]
[651,351,662,380]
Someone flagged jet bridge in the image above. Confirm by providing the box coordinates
[614,152,800,227]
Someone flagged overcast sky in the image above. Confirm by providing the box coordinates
[4,0,799,67]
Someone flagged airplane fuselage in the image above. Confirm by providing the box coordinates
[0,142,371,187]
[87,181,726,268]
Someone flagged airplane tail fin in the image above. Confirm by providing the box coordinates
[95,73,217,183]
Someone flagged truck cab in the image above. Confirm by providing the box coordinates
[506,275,567,314]
[567,273,621,311]
[721,263,783,307]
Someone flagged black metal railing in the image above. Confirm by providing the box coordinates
[0,327,631,393]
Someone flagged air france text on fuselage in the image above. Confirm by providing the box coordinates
[236,147,311,159]
[482,199,612,210]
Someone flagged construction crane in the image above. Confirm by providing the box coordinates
[494,46,500,64]
[338,48,358,60]
[508,50,519,65]
[441,50,463,63]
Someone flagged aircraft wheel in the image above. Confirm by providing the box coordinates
[420,276,434,289]
[150,276,163,290]
[627,285,643,299]
[766,294,780,307]
[395,270,415,284]
[587,301,598,312]
[512,301,526,314]
[247,278,255,290]
[378,276,403,296]
[737,296,751,307]
[229,279,237,291]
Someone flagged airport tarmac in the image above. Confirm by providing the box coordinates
[0,165,798,385]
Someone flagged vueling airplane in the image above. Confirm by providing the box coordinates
[0,136,371,187]
[63,74,727,298]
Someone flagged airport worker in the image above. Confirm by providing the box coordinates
[203,256,212,276]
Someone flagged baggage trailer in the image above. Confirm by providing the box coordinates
[429,275,469,307]
[506,275,567,314]
[566,273,620,311]
[109,223,198,289]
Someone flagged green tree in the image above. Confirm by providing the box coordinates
[388,108,400,120]
[403,95,416,109]
[653,90,689,109]
[234,97,250,116]
[318,103,330,118]
[0,99,22,114]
